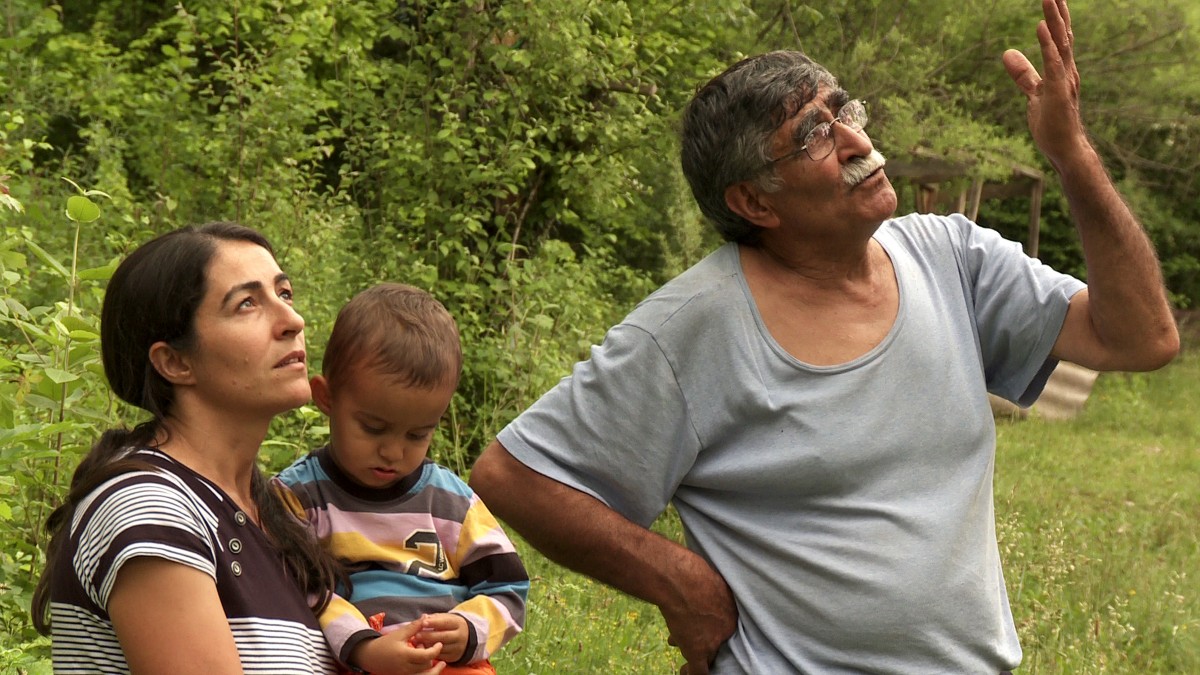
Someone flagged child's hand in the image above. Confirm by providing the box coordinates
[411,613,471,664]
[349,617,446,675]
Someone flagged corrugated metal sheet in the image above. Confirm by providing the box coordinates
[989,361,1099,421]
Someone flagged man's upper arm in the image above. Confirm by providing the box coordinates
[1050,287,1105,368]
[495,323,699,527]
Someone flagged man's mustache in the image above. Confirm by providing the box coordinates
[843,150,887,187]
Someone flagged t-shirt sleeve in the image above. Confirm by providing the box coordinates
[448,494,528,664]
[270,476,309,522]
[71,471,219,611]
[271,468,378,665]
[498,323,701,528]
[318,592,379,666]
[954,215,1086,405]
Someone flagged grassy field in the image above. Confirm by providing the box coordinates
[492,350,1200,674]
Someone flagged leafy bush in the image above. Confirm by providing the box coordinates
[4,0,1200,665]
[0,182,114,661]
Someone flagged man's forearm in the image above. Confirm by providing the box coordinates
[1057,142,1178,368]
[470,441,708,608]
[469,441,738,672]
[1002,0,1178,370]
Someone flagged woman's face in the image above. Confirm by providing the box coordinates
[182,239,310,419]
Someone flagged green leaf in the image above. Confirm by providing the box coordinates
[59,315,96,333]
[0,192,23,213]
[0,250,26,269]
[66,195,101,223]
[78,258,118,280]
[0,421,77,446]
[21,393,59,411]
[42,368,79,384]
[23,240,69,278]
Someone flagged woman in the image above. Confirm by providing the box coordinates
[32,222,340,673]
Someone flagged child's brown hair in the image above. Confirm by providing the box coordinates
[322,283,462,391]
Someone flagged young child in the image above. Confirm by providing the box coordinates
[276,283,528,675]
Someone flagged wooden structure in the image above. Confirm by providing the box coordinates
[886,149,1045,257]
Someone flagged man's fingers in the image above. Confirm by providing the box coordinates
[1033,5,1080,99]
[1038,0,1080,86]
[1058,0,1074,44]
[1035,20,1066,80]
[1044,0,1073,50]
[1001,49,1040,95]
[1052,0,1081,92]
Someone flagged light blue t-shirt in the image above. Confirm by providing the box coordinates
[499,213,1085,673]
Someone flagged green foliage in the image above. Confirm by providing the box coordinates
[2,0,1198,664]
[439,240,655,473]
[0,180,113,664]
[0,635,52,675]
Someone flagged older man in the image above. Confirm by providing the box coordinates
[470,0,1178,672]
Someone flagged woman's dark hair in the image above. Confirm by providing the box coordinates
[32,222,340,633]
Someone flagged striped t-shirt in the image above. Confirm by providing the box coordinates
[275,448,528,666]
[46,448,334,673]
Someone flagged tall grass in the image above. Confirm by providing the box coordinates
[994,350,1199,673]
[492,351,1200,674]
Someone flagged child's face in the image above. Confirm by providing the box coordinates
[312,365,456,489]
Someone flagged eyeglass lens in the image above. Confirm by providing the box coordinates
[806,101,867,161]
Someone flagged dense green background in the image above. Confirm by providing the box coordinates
[3,0,1198,667]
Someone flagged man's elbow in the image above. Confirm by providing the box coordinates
[469,441,508,507]
[1116,323,1181,372]
[1142,325,1182,371]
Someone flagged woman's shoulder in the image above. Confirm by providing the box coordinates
[85,447,202,495]
[60,449,227,606]
[75,448,221,537]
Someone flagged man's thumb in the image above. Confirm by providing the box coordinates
[1002,49,1040,95]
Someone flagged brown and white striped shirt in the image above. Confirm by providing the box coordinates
[47,448,334,673]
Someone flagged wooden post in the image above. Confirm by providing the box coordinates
[1026,177,1043,258]
[966,179,983,221]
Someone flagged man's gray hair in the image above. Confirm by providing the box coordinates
[680,51,837,245]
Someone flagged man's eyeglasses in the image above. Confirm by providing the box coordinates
[764,99,868,167]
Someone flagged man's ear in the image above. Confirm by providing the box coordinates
[148,341,196,386]
[724,181,781,230]
[310,374,333,415]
